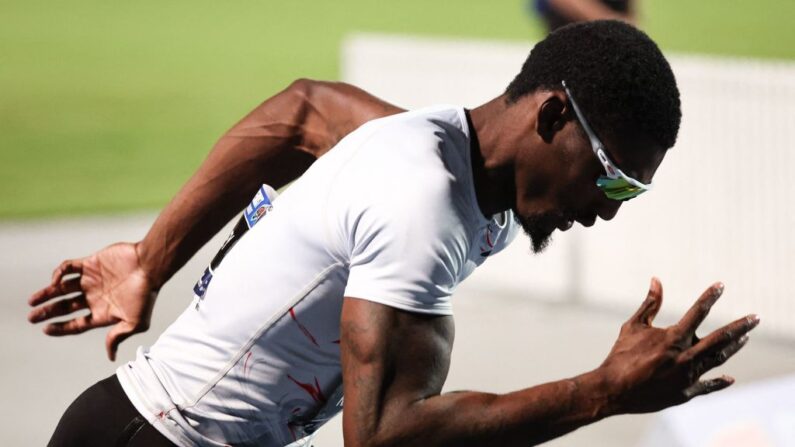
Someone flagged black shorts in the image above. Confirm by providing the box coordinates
[48,375,175,447]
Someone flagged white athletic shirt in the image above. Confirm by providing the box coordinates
[117,106,519,447]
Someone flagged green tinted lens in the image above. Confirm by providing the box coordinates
[596,176,645,200]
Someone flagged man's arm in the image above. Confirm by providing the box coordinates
[136,79,403,288]
[28,80,403,360]
[340,279,758,447]
[547,0,636,24]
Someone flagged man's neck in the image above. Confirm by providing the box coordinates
[467,96,522,218]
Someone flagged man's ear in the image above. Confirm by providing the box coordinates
[537,91,570,144]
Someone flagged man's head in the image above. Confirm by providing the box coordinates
[499,20,680,252]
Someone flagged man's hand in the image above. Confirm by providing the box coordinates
[598,277,760,414]
[28,242,157,361]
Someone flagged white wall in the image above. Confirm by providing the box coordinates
[342,33,795,340]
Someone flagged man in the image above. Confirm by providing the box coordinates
[532,0,636,33]
[30,21,758,446]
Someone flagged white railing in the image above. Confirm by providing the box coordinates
[342,33,795,340]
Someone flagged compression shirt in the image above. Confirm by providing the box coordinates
[117,106,519,446]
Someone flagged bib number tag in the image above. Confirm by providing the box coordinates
[192,184,277,304]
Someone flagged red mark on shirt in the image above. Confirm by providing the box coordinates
[289,307,319,347]
[287,374,327,403]
[243,351,253,376]
[485,227,495,248]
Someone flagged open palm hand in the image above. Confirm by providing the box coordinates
[28,242,157,361]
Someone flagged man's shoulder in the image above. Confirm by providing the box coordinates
[370,105,467,141]
[379,116,466,189]
[344,105,464,149]
[354,105,467,169]
[304,105,474,229]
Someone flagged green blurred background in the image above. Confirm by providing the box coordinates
[2,0,794,218]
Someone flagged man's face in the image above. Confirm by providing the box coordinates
[512,117,667,253]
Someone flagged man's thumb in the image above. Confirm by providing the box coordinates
[106,322,137,361]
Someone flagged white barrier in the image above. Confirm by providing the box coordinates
[342,33,795,340]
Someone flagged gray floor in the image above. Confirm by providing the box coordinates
[2,214,794,446]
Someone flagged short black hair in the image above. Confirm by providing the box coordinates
[505,20,681,150]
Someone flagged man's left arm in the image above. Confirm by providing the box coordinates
[340,280,757,447]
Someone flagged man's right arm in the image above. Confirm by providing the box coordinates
[28,79,403,359]
[341,279,758,446]
[136,79,403,289]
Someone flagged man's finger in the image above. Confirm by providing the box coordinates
[676,282,724,336]
[29,277,83,306]
[683,375,735,400]
[699,335,750,372]
[28,294,88,323]
[688,314,760,360]
[106,322,138,361]
[43,314,98,336]
[50,259,83,286]
[629,277,663,326]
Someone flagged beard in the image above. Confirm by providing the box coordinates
[513,212,555,254]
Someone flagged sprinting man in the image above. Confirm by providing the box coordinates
[30,21,759,447]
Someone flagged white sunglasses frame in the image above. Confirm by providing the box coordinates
[561,80,652,195]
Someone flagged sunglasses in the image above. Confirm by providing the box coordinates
[562,80,652,201]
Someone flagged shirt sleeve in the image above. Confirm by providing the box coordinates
[342,174,467,316]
